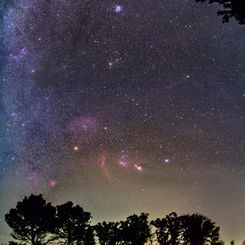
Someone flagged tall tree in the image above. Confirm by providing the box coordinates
[195,0,245,24]
[120,213,151,245]
[5,194,56,245]
[151,212,181,245]
[179,213,220,245]
[55,201,94,245]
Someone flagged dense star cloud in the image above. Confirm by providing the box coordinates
[0,0,244,243]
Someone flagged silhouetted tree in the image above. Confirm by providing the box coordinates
[5,194,56,245]
[5,194,229,245]
[95,221,121,245]
[151,212,181,244]
[179,213,220,245]
[55,201,94,245]
[81,226,96,245]
[120,213,151,245]
[195,0,245,24]
[8,242,19,245]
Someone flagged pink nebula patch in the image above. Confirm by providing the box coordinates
[118,161,128,168]
[28,171,40,186]
[48,179,57,188]
[98,152,113,182]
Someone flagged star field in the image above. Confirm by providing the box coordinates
[0,0,245,243]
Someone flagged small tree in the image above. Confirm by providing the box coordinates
[151,212,181,244]
[120,213,151,245]
[180,213,220,245]
[55,201,94,245]
[5,194,56,245]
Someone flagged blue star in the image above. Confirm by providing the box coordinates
[115,4,123,13]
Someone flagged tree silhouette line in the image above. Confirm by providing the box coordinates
[194,0,245,24]
[2,194,234,245]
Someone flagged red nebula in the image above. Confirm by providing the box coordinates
[48,179,57,188]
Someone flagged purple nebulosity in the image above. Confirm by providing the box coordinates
[10,47,28,61]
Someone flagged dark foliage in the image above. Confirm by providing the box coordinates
[8,242,19,245]
[55,201,94,245]
[179,213,220,245]
[195,0,245,24]
[5,194,56,245]
[120,213,151,245]
[151,212,181,244]
[95,221,121,245]
[5,194,223,245]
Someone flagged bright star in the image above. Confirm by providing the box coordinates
[134,164,143,172]
[115,4,123,13]
[73,146,79,151]
[108,61,113,68]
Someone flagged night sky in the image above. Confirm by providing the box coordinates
[0,0,245,243]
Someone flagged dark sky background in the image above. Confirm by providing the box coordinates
[0,0,245,243]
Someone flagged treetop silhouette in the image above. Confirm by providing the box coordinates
[151,212,181,244]
[55,201,94,245]
[4,194,227,245]
[179,213,220,245]
[5,194,56,245]
[195,0,245,24]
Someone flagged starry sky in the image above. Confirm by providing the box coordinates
[0,0,245,243]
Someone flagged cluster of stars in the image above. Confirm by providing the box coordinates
[114,4,123,13]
